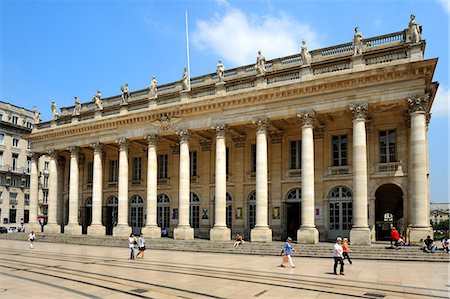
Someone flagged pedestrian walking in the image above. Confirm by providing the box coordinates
[28,231,36,249]
[128,233,137,260]
[280,237,296,268]
[136,233,146,259]
[333,237,345,275]
[342,238,352,264]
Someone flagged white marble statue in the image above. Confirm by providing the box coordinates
[216,59,225,82]
[120,83,130,104]
[409,14,422,44]
[181,67,189,90]
[73,97,82,116]
[255,50,266,75]
[353,27,365,56]
[93,89,103,111]
[33,106,40,124]
[149,75,158,98]
[51,101,58,119]
[300,39,311,65]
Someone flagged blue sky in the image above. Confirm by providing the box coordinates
[1,0,448,202]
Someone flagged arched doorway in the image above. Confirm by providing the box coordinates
[157,194,170,235]
[190,192,200,237]
[81,197,92,234]
[327,186,353,241]
[226,193,232,229]
[283,188,301,240]
[130,195,144,235]
[375,184,404,240]
[104,196,118,235]
[247,190,256,239]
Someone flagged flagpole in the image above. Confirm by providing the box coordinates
[185,10,191,90]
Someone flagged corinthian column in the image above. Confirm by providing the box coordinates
[250,118,272,242]
[114,138,131,236]
[349,104,371,245]
[45,149,60,233]
[407,95,432,244]
[142,135,161,239]
[65,146,82,234]
[210,124,231,241]
[173,130,194,240]
[297,111,319,244]
[26,153,41,232]
[88,142,105,235]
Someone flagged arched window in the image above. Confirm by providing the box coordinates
[190,192,200,229]
[129,195,144,229]
[248,190,256,229]
[104,196,118,235]
[130,195,144,204]
[328,186,353,239]
[85,197,92,207]
[286,188,301,202]
[157,194,170,229]
[107,196,118,206]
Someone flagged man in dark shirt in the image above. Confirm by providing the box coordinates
[424,235,437,253]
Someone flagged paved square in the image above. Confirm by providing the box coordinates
[0,240,448,298]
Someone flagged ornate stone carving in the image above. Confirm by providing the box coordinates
[353,27,365,56]
[51,101,59,120]
[149,75,158,98]
[252,118,269,132]
[269,131,283,144]
[213,124,228,137]
[151,113,182,131]
[426,112,431,127]
[408,14,422,44]
[298,110,316,126]
[300,39,311,65]
[199,139,212,151]
[349,104,368,120]
[170,144,180,154]
[30,152,41,163]
[255,50,266,75]
[314,126,325,139]
[146,134,159,147]
[120,83,130,105]
[73,97,82,116]
[177,129,190,143]
[67,146,80,157]
[406,94,429,114]
[232,135,246,147]
[216,59,225,82]
[33,106,40,124]
[181,67,189,91]
[90,142,104,154]
[93,90,103,111]
[47,149,59,159]
[116,138,129,151]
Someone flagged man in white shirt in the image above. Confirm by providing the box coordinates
[333,237,345,275]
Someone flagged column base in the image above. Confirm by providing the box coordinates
[113,224,132,237]
[141,226,161,239]
[250,227,272,242]
[350,227,371,245]
[44,223,61,234]
[173,226,194,240]
[297,227,319,244]
[87,224,105,236]
[210,226,231,241]
[409,226,433,245]
[64,224,82,235]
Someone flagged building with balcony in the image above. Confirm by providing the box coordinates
[27,20,438,244]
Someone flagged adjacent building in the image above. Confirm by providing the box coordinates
[430,203,450,225]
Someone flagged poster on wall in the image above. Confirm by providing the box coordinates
[272,207,280,220]
[314,206,322,220]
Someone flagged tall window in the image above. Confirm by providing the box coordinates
[24,194,30,205]
[24,210,29,223]
[379,130,396,163]
[157,194,170,229]
[44,161,49,171]
[0,133,4,144]
[290,140,302,169]
[226,193,232,228]
[9,209,17,223]
[328,186,353,233]
[43,190,48,203]
[12,136,19,147]
[43,176,49,188]
[27,141,31,149]
[132,157,142,181]
[189,151,197,177]
[12,154,18,171]
[87,162,94,183]
[11,115,18,124]
[226,147,230,175]
[332,135,348,166]
[26,121,33,129]
[0,151,3,166]
[26,157,31,173]
[109,160,118,182]
[189,192,200,229]
[248,190,256,229]
[9,192,18,205]
[251,144,257,172]
[158,154,168,179]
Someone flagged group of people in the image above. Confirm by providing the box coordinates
[128,233,146,260]
[420,235,450,253]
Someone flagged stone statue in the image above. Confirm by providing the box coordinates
[300,39,311,65]
[255,50,266,75]
[353,27,365,55]
[120,83,130,104]
[149,75,158,98]
[33,106,40,124]
[73,97,82,116]
[93,89,103,111]
[181,67,189,90]
[409,14,422,44]
[216,59,225,82]
[51,101,58,119]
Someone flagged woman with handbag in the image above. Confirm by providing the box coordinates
[128,233,137,260]
[280,237,296,268]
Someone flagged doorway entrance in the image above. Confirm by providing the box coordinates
[104,196,118,236]
[283,188,301,240]
[81,197,92,234]
[130,195,144,235]
[375,184,403,240]
[327,186,353,241]
[189,192,200,237]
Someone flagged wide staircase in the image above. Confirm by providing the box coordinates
[1,233,449,262]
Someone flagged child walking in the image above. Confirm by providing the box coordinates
[342,238,352,264]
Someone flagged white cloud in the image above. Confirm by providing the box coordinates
[431,85,449,118]
[436,0,450,14]
[192,6,322,67]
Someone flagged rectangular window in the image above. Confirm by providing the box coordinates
[24,177,30,188]
[24,194,30,205]
[226,147,230,175]
[9,209,17,223]
[26,157,31,173]
[24,210,29,223]
[26,121,33,129]
[87,162,94,183]
[109,160,118,182]
[132,157,142,181]
[379,130,397,163]
[0,133,4,144]
[251,144,257,172]
[12,137,19,147]
[0,151,3,166]
[189,151,197,177]
[44,161,49,171]
[12,154,18,171]
[11,177,18,187]
[10,192,18,205]
[11,116,18,125]
[158,154,168,179]
[332,135,348,166]
[43,190,48,203]
[43,176,49,188]
[290,140,302,169]
[27,141,31,150]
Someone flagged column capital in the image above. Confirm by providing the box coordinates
[349,104,368,120]
[67,146,80,157]
[232,135,246,147]
[406,94,430,114]
[177,129,190,143]
[47,149,59,160]
[212,124,228,137]
[252,118,269,132]
[297,110,316,127]
[116,138,129,151]
[146,134,159,147]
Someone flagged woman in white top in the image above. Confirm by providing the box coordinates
[128,233,137,260]
[28,231,36,249]
[333,237,344,275]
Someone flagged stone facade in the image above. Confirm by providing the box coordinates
[28,26,438,244]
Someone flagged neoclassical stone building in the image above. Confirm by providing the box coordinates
[27,21,438,244]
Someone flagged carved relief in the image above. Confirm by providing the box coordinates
[90,142,104,154]
[252,118,269,132]
[177,129,190,143]
[298,110,316,126]
[115,138,129,151]
[146,134,159,147]
[151,113,182,131]
[349,104,368,120]
[67,146,80,157]
[213,124,228,137]
[406,94,429,114]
